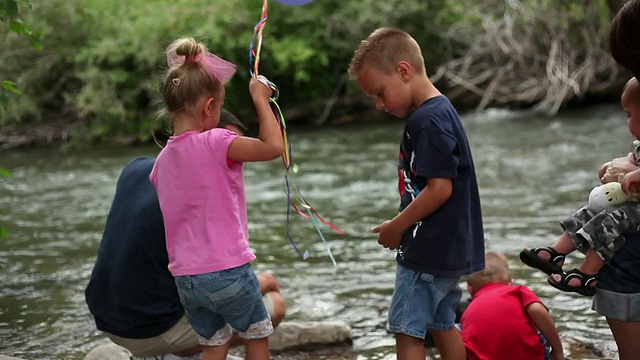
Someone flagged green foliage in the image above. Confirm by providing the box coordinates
[0,0,621,142]
[0,80,21,109]
[0,0,464,141]
[0,0,41,110]
[1,0,37,239]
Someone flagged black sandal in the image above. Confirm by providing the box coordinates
[519,247,565,275]
[547,268,598,297]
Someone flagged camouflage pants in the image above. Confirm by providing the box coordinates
[561,203,640,263]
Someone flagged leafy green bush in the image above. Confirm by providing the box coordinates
[1,0,41,239]
[0,0,622,143]
[0,0,462,141]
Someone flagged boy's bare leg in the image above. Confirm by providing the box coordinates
[395,333,426,360]
[201,343,230,360]
[579,249,604,275]
[245,337,270,360]
[430,328,466,360]
[607,318,640,360]
[551,232,578,254]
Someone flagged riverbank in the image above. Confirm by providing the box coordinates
[0,106,387,152]
[0,96,623,153]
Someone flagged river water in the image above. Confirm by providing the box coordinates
[0,104,630,359]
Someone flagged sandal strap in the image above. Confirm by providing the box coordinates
[562,268,598,287]
[532,246,566,265]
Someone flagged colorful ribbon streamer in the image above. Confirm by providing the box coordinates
[249,0,343,266]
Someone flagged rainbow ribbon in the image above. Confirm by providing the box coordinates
[249,0,342,266]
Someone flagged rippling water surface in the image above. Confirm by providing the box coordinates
[0,104,630,358]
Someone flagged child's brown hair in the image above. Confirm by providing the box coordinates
[348,27,425,78]
[466,251,512,292]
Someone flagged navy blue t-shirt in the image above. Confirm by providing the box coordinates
[396,96,485,277]
[85,157,183,338]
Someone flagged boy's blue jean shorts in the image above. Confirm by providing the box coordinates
[174,263,273,346]
[388,263,462,339]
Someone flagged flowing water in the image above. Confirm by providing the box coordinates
[0,104,630,359]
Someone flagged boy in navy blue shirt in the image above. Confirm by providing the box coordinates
[348,27,485,360]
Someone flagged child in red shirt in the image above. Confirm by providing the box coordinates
[461,252,565,360]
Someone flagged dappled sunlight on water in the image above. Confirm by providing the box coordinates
[0,104,630,358]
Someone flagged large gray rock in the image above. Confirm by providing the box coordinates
[83,343,131,360]
[269,320,352,351]
[0,356,26,360]
[83,320,353,359]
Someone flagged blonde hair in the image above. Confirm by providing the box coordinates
[348,27,425,78]
[163,37,224,117]
[466,251,512,291]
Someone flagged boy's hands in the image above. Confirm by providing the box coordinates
[249,75,273,104]
[622,168,640,197]
[372,220,403,250]
[601,154,638,184]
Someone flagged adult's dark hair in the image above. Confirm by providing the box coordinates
[219,109,248,133]
[610,0,640,79]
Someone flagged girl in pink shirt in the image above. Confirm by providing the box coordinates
[149,37,284,360]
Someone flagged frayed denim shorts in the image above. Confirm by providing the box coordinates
[387,263,461,339]
[174,263,273,346]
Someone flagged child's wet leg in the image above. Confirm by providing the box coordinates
[395,333,426,360]
[430,328,466,360]
[245,337,269,360]
[201,342,230,360]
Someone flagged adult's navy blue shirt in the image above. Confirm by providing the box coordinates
[85,157,183,338]
[396,96,485,277]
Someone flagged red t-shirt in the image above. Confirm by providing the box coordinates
[461,283,546,360]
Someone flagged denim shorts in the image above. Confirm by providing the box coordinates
[388,263,462,339]
[174,264,273,346]
[593,233,640,321]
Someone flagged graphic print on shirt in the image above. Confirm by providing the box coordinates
[398,150,421,201]
[397,135,424,258]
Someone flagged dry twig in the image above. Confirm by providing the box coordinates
[430,0,622,114]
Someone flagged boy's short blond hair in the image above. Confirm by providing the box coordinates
[466,252,512,291]
[348,27,426,78]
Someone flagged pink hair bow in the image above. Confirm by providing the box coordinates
[166,47,237,85]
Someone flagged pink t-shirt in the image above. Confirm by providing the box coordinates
[149,129,255,276]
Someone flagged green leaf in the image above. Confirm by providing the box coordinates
[1,80,22,94]
[29,37,42,50]
[0,168,12,177]
[0,227,7,240]
[0,0,18,19]
[8,18,23,34]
